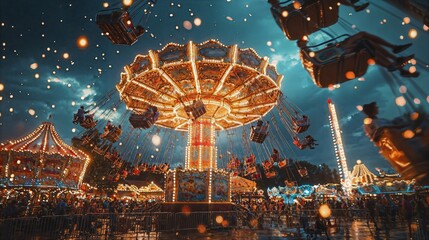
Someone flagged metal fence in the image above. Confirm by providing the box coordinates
[0,209,426,239]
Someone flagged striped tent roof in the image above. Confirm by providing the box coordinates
[0,122,85,158]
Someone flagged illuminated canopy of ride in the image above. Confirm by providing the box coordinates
[117,39,283,171]
[0,122,91,189]
[117,39,283,131]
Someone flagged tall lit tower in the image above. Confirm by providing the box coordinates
[327,99,351,194]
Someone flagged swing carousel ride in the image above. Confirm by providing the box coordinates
[116,39,288,205]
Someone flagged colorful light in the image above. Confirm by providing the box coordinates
[327,99,351,195]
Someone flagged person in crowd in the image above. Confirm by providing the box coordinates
[297,32,419,78]
[1,199,19,218]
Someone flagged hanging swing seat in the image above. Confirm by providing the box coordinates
[250,126,268,143]
[270,0,340,40]
[262,159,274,170]
[278,159,289,168]
[245,165,257,175]
[263,159,277,178]
[104,127,121,143]
[300,34,371,88]
[374,125,429,185]
[93,146,107,155]
[292,117,310,133]
[129,112,156,129]
[80,115,97,129]
[96,9,143,45]
[185,100,207,120]
[265,170,277,179]
[298,167,309,177]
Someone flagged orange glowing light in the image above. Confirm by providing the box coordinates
[293,1,302,9]
[183,20,192,30]
[194,18,202,26]
[408,29,418,39]
[402,130,415,139]
[281,11,288,17]
[363,118,373,125]
[410,112,419,121]
[181,205,191,216]
[319,204,331,218]
[221,220,229,227]
[345,71,356,79]
[30,63,38,69]
[403,17,410,24]
[395,96,406,107]
[123,0,133,7]
[197,224,206,233]
[215,215,223,224]
[367,58,376,65]
[77,36,88,49]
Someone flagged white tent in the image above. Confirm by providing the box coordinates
[350,160,377,185]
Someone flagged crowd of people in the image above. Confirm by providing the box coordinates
[1,190,428,238]
[0,194,161,219]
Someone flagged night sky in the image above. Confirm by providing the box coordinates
[1,0,428,175]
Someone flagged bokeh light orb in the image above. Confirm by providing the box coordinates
[319,204,332,218]
[395,96,406,106]
[197,224,206,233]
[194,18,202,26]
[181,205,191,216]
[409,66,416,73]
[410,112,419,121]
[364,118,373,125]
[221,220,229,227]
[63,53,70,59]
[103,2,109,8]
[293,1,302,9]
[0,83,4,91]
[183,20,192,30]
[356,105,363,111]
[215,215,224,224]
[367,58,376,65]
[408,29,418,38]
[77,36,88,49]
[402,129,415,139]
[281,11,288,17]
[122,0,133,7]
[345,71,356,80]
[403,17,410,24]
[414,98,421,104]
[30,63,38,69]
[28,109,35,115]
[152,134,161,146]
